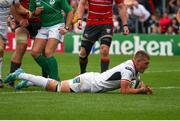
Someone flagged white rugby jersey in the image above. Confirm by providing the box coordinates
[0,0,19,27]
[90,60,140,92]
[0,0,19,38]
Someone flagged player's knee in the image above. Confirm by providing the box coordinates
[59,80,71,92]
[46,79,59,92]
[31,49,41,58]
[44,49,53,58]
[100,45,109,57]
[11,55,22,63]
[100,37,111,56]
[16,44,27,52]
[79,47,87,58]
[80,40,94,57]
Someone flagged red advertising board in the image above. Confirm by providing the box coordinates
[5,32,64,52]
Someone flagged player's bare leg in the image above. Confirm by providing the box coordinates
[100,44,110,72]
[9,27,28,87]
[59,80,71,92]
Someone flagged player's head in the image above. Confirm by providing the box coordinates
[133,50,150,73]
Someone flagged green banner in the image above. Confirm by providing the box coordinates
[64,33,180,56]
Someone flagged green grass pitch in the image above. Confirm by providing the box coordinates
[0,52,180,119]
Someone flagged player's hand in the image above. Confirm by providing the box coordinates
[7,15,16,31]
[58,28,68,35]
[26,10,33,19]
[77,19,82,30]
[10,19,16,31]
[145,86,153,95]
[19,19,29,27]
[34,7,44,16]
[123,25,129,35]
[139,81,145,88]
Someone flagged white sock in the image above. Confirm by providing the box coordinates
[18,73,49,88]
[0,57,3,79]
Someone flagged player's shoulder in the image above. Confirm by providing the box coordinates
[121,60,136,74]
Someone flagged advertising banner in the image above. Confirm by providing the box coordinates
[6,32,180,56]
[64,33,180,56]
[5,32,64,52]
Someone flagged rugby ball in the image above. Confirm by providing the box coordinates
[131,80,141,89]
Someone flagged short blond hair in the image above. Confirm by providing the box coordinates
[133,50,150,61]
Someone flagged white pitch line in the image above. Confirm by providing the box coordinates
[155,86,180,89]
[0,90,45,94]
[146,70,180,73]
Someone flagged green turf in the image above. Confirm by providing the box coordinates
[0,52,180,119]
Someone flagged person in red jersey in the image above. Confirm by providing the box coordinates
[77,0,129,74]
[8,0,41,87]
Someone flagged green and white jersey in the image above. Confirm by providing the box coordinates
[29,0,72,27]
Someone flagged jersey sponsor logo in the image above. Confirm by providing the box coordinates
[125,66,134,73]
[73,77,80,84]
[49,0,55,5]
[106,28,111,33]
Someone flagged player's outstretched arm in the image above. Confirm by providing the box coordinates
[10,5,20,21]
[120,80,152,94]
[13,3,32,18]
[77,0,87,20]
[10,5,29,27]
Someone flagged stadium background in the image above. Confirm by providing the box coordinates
[0,0,180,119]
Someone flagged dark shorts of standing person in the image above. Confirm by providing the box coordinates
[81,24,113,49]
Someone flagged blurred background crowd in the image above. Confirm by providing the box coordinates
[69,0,180,34]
